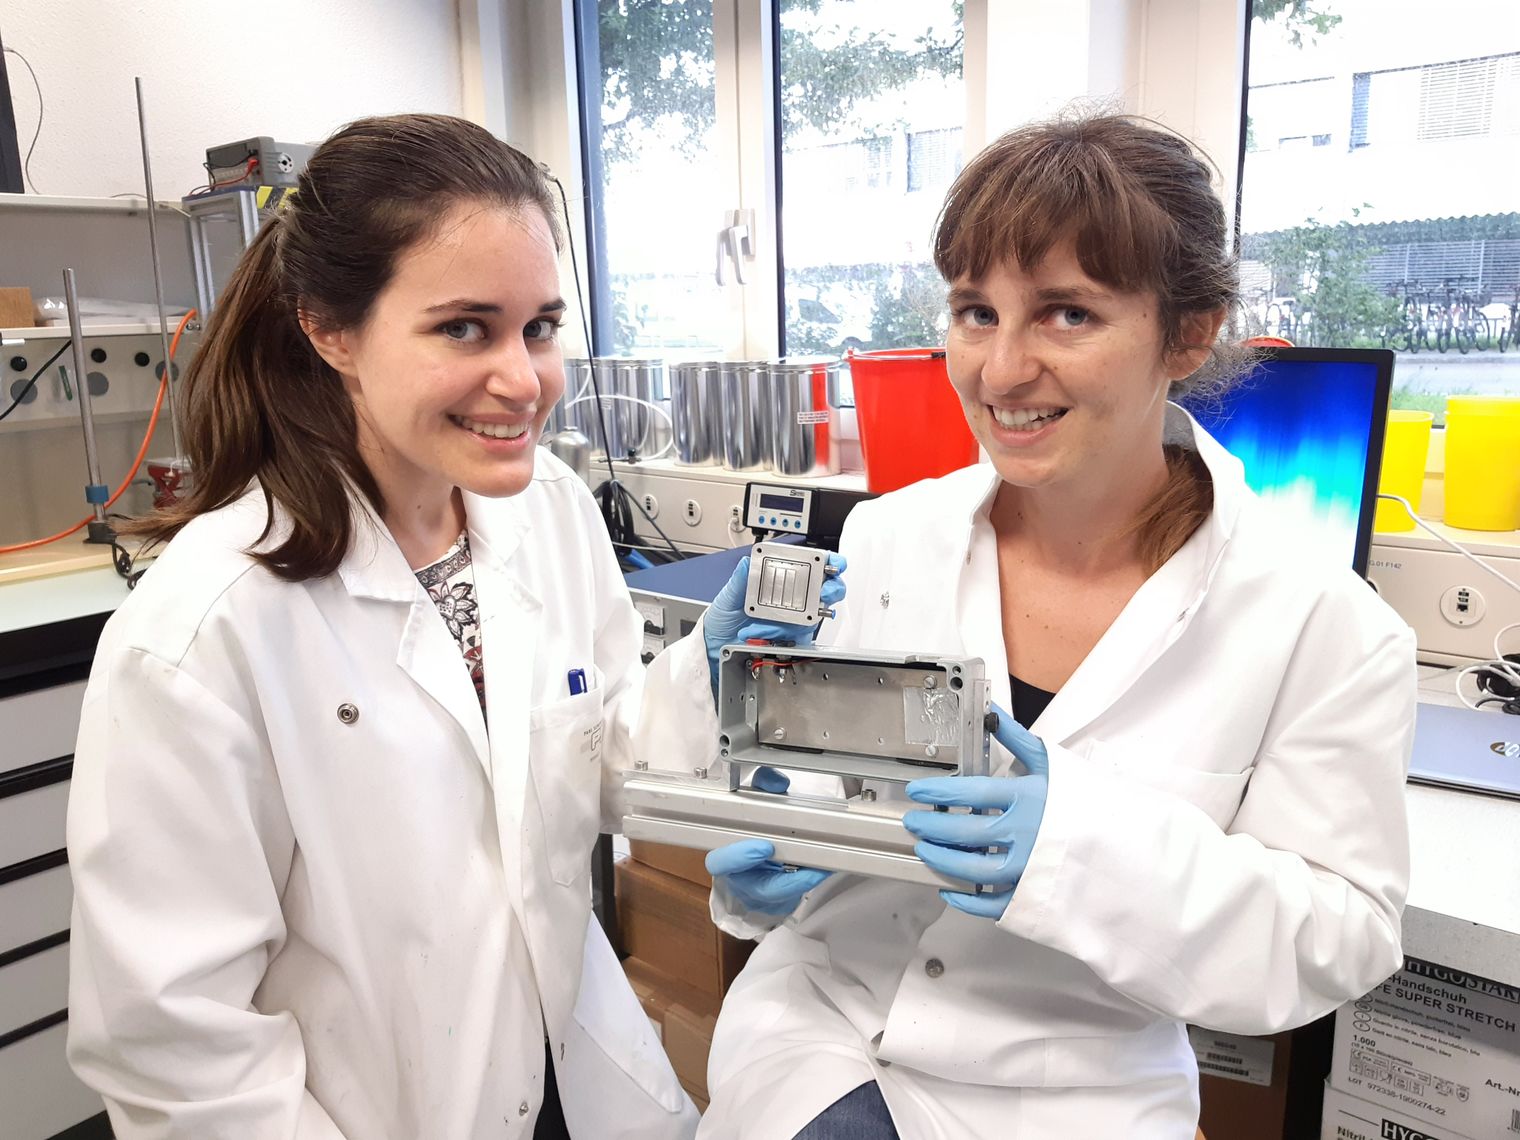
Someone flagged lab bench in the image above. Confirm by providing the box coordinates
[2,543,1518,1139]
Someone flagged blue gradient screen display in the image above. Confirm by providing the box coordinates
[1183,355,1387,574]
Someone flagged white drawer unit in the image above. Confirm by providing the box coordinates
[0,941,69,1039]
[0,680,86,776]
[0,780,70,871]
[0,861,71,958]
[0,1021,106,1140]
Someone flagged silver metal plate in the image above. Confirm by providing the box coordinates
[623,774,978,892]
[753,660,961,768]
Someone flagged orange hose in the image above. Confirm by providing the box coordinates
[0,308,198,555]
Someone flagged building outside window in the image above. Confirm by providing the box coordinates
[1241,0,1520,419]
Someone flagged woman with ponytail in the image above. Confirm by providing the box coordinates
[63,114,815,1140]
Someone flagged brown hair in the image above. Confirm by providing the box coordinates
[127,114,562,580]
[934,112,1249,570]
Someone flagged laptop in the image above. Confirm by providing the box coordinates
[1407,700,1520,800]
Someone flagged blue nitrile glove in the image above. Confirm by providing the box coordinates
[901,702,1050,919]
[702,553,847,698]
[706,767,832,916]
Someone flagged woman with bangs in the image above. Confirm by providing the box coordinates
[696,113,1414,1139]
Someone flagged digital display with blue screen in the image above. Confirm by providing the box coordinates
[1181,348,1392,577]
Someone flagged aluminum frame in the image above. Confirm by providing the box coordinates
[621,646,993,890]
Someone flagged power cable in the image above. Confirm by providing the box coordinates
[0,341,68,422]
[2,47,42,194]
[544,167,683,564]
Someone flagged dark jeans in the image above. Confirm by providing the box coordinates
[533,1038,570,1140]
[791,1082,901,1140]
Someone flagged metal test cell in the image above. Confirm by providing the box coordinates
[743,542,829,626]
[623,646,992,890]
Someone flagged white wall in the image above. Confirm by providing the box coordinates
[0,0,464,545]
[2,0,463,199]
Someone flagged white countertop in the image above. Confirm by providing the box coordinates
[1401,664,1520,978]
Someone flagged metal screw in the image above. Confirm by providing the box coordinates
[633,759,649,771]
[821,730,830,740]
[773,728,787,741]
[336,703,359,725]
[519,1102,530,1116]
[693,766,709,779]
[880,591,891,608]
[925,958,945,978]
[923,675,936,689]
[861,787,876,802]
[925,745,938,758]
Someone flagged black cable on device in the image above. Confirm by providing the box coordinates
[0,341,68,422]
[546,169,683,564]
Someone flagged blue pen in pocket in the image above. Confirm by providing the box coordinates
[567,668,587,696]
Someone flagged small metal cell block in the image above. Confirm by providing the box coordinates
[743,542,829,626]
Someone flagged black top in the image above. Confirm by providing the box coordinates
[1010,674,1057,729]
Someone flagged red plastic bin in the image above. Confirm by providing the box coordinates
[847,347,980,493]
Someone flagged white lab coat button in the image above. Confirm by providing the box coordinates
[519,1101,530,1116]
[336,703,359,724]
[925,957,945,978]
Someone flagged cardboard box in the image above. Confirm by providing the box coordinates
[615,859,753,1003]
[1330,956,1520,1139]
[629,838,711,886]
[0,287,35,328]
[1193,1018,1334,1140]
[1320,1081,1474,1140]
[622,957,718,1108]
[623,956,722,1024]
[663,999,717,1103]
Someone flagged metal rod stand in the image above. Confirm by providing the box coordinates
[135,76,183,460]
[64,269,114,544]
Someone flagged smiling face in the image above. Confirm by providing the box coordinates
[306,201,566,514]
[947,239,1215,501]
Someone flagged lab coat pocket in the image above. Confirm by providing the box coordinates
[1081,738,1254,829]
[1126,763,1253,829]
[529,682,607,887]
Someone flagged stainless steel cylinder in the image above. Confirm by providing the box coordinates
[547,427,593,485]
[769,356,842,477]
[582,357,668,458]
[719,361,772,472]
[582,357,622,454]
[613,358,668,460]
[548,357,591,439]
[669,361,725,466]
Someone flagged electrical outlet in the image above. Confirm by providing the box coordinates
[682,499,702,526]
[641,492,658,519]
[1439,585,1485,627]
[729,504,743,532]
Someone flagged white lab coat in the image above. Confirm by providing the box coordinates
[67,449,716,1139]
[699,409,1416,1140]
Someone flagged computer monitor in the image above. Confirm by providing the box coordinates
[1182,346,1394,578]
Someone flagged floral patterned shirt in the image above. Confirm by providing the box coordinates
[415,530,486,715]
